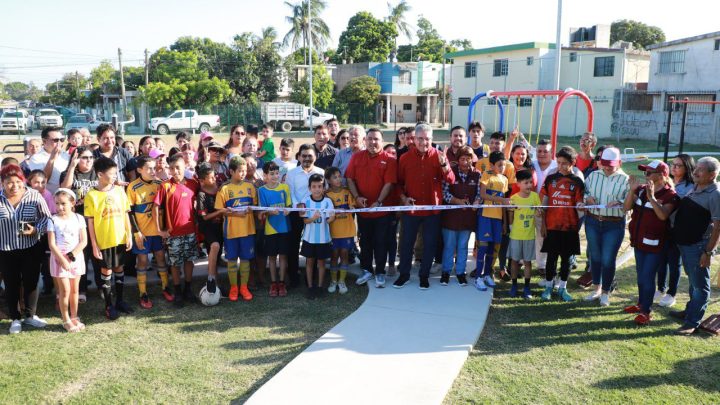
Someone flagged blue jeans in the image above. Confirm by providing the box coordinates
[658,239,681,296]
[441,228,471,275]
[399,214,440,278]
[634,249,663,313]
[585,216,625,292]
[678,240,712,329]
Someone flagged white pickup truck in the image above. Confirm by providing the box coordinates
[260,102,336,132]
[0,110,32,134]
[37,109,64,129]
[148,109,221,135]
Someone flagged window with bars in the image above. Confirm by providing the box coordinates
[399,71,412,84]
[658,50,686,74]
[593,56,615,77]
[493,59,508,76]
[458,98,471,106]
[464,62,477,78]
[526,56,534,66]
[569,52,577,62]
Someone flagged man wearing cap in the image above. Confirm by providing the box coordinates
[205,141,229,186]
[669,156,720,335]
[582,147,629,307]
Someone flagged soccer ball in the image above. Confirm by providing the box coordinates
[199,284,221,306]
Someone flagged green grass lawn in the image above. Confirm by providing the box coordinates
[446,259,720,404]
[0,282,367,404]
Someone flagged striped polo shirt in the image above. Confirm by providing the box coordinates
[584,169,629,217]
[0,188,51,251]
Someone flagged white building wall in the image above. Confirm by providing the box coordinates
[648,35,720,92]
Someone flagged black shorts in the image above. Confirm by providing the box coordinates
[200,223,223,248]
[301,241,332,260]
[264,233,290,256]
[100,244,127,270]
[255,224,266,257]
[541,230,581,256]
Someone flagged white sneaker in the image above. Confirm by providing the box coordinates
[584,291,602,301]
[430,263,442,274]
[9,320,22,334]
[659,294,676,307]
[375,274,386,288]
[23,315,47,328]
[327,281,338,294]
[599,294,610,307]
[338,282,348,294]
[553,276,560,291]
[355,270,374,285]
[653,290,664,303]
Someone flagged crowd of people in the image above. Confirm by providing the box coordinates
[0,119,718,336]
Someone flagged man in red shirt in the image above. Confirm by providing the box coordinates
[394,124,455,289]
[153,154,200,307]
[346,129,398,288]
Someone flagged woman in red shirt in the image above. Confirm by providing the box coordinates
[509,144,537,196]
[622,160,679,325]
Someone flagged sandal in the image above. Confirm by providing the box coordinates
[72,317,85,331]
[62,320,81,333]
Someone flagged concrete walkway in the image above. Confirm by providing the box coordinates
[246,264,492,405]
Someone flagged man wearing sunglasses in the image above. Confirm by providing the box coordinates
[25,126,70,194]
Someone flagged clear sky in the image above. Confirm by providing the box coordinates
[1,0,717,86]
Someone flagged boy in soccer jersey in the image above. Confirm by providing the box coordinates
[258,161,292,297]
[325,167,355,295]
[153,155,200,307]
[215,156,257,302]
[84,157,133,320]
[302,173,335,299]
[196,163,225,295]
[507,170,541,299]
[126,156,171,308]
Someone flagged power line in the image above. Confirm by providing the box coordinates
[0,45,112,58]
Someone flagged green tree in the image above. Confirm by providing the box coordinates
[339,75,380,107]
[287,47,322,65]
[141,81,188,109]
[3,81,44,101]
[386,0,413,54]
[335,12,398,63]
[449,39,473,50]
[290,65,333,110]
[253,27,284,101]
[169,36,235,81]
[149,48,208,83]
[396,16,454,62]
[283,0,331,64]
[610,19,666,49]
[187,77,233,108]
[45,73,89,106]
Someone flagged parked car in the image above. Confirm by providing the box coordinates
[64,115,104,133]
[0,110,31,134]
[260,102,336,132]
[148,109,221,135]
[37,109,64,129]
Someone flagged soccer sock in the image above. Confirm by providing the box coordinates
[524,278,531,288]
[240,261,250,286]
[228,261,239,287]
[158,266,169,290]
[559,280,567,289]
[339,265,348,283]
[101,274,112,307]
[114,271,125,303]
[137,268,147,296]
[330,267,338,282]
[476,244,490,276]
[484,242,496,277]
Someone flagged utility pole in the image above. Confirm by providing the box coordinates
[144,49,149,86]
[308,0,313,120]
[553,0,563,92]
[75,71,80,108]
[118,47,127,118]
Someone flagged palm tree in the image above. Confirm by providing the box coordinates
[283,0,331,64]
[257,27,281,50]
[387,0,413,41]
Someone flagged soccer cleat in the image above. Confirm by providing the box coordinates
[9,319,22,334]
[105,305,120,320]
[206,279,217,294]
[22,315,47,328]
[474,277,487,292]
[139,294,153,309]
[522,286,533,299]
[634,313,651,326]
[558,288,573,302]
[228,286,239,302]
[457,273,468,286]
[356,270,374,286]
[509,284,518,298]
[541,286,553,301]
[327,281,338,294]
[393,274,410,289]
[270,282,279,297]
[599,294,610,307]
[375,274,386,288]
[440,272,450,286]
[338,282,348,294]
[116,300,135,314]
[623,304,642,314]
[419,277,430,290]
[483,275,496,288]
[659,294,676,307]
[277,282,288,297]
[162,288,174,302]
[239,285,253,301]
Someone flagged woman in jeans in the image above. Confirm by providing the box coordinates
[656,154,696,307]
[622,160,679,325]
[582,147,629,306]
[0,164,52,334]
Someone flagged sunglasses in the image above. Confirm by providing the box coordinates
[50,138,64,143]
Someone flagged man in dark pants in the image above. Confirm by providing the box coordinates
[346,128,397,288]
